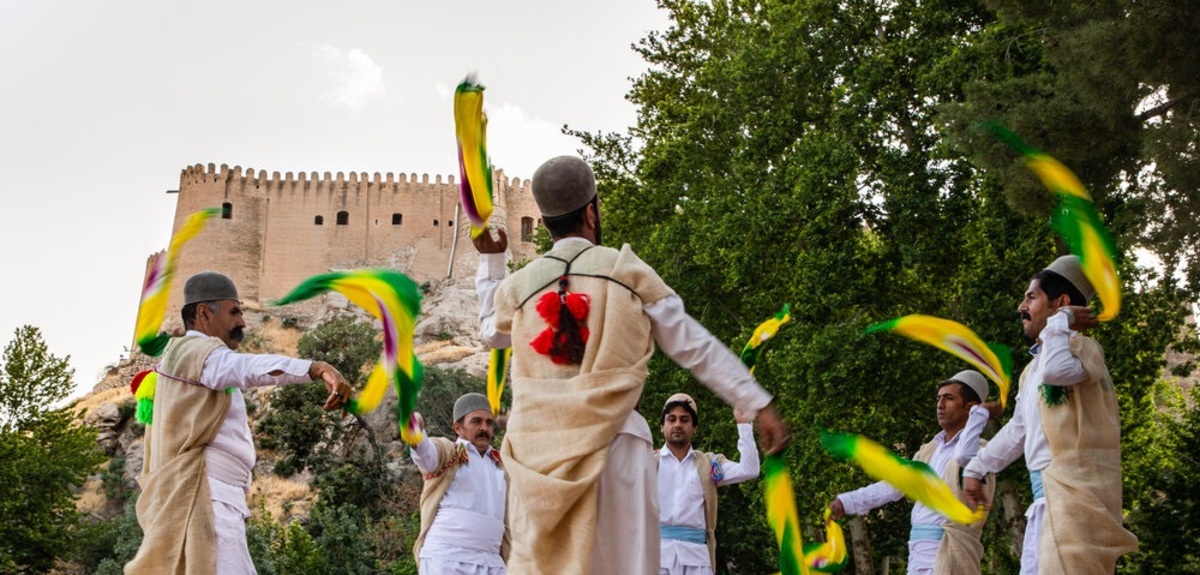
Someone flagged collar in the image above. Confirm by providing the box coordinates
[454,437,501,465]
[659,444,696,462]
[553,236,594,250]
[933,428,962,447]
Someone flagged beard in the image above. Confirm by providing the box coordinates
[230,326,245,342]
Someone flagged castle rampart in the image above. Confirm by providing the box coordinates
[149,162,542,332]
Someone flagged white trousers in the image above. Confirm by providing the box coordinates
[591,431,660,574]
[1020,498,1046,575]
[419,558,506,575]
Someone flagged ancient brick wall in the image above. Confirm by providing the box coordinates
[152,162,541,331]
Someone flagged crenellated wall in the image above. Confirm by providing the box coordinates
[155,162,541,330]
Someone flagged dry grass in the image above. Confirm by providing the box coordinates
[73,387,133,423]
[420,346,477,365]
[76,476,107,515]
[250,475,314,522]
[414,340,453,355]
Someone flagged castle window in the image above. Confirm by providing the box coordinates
[521,217,535,242]
[433,220,439,226]
[222,202,232,220]
[314,215,323,225]
[392,213,402,225]
[337,211,349,225]
[447,219,453,227]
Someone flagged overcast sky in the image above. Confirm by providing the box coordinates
[0,0,668,397]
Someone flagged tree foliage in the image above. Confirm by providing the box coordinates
[0,326,105,573]
[258,314,381,475]
[574,0,1198,572]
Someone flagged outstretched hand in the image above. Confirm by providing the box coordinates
[827,498,846,520]
[309,361,353,411]
[472,227,508,254]
[755,403,790,455]
[962,476,991,511]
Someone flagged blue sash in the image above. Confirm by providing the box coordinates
[909,524,945,541]
[660,524,707,545]
[1030,469,1045,500]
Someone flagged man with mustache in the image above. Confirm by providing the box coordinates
[960,255,1138,574]
[827,370,998,575]
[657,394,760,575]
[473,156,789,574]
[127,271,353,574]
[409,393,508,575]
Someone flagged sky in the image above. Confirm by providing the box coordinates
[0,0,669,397]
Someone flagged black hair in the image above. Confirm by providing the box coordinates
[661,400,699,427]
[541,195,598,239]
[181,301,220,329]
[939,380,982,405]
[1032,269,1087,306]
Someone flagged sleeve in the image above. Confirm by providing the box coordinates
[201,347,313,390]
[409,435,441,474]
[962,396,1026,479]
[953,405,990,467]
[837,481,904,516]
[477,253,513,349]
[715,423,761,485]
[644,295,773,416]
[1039,311,1089,386]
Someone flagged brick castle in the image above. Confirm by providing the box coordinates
[142,162,542,332]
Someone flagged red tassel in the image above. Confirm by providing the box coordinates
[565,292,590,320]
[536,292,562,329]
[531,329,555,355]
[130,369,152,394]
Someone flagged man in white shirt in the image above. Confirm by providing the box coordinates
[126,271,353,575]
[828,370,997,575]
[409,393,508,575]
[657,393,760,575]
[472,156,789,574]
[961,255,1137,574]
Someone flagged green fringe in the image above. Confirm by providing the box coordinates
[136,398,154,424]
[1040,383,1070,406]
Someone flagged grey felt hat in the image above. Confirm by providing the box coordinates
[662,393,698,418]
[183,271,240,305]
[531,156,597,217]
[453,392,492,421]
[942,369,989,403]
[1044,255,1095,302]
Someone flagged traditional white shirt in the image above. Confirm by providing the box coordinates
[410,436,507,565]
[186,330,313,512]
[962,311,1087,481]
[837,412,987,575]
[476,238,773,423]
[658,423,759,569]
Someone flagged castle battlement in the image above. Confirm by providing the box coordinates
[180,163,532,197]
[141,161,543,342]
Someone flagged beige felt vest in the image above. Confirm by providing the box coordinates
[913,434,992,575]
[1036,335,1138,574]
[125,335,229,575]
[494,243,674,575]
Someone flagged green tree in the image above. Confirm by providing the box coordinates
[575,0,1195,571]
[257,314,381,475]
[0,326,105,573]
